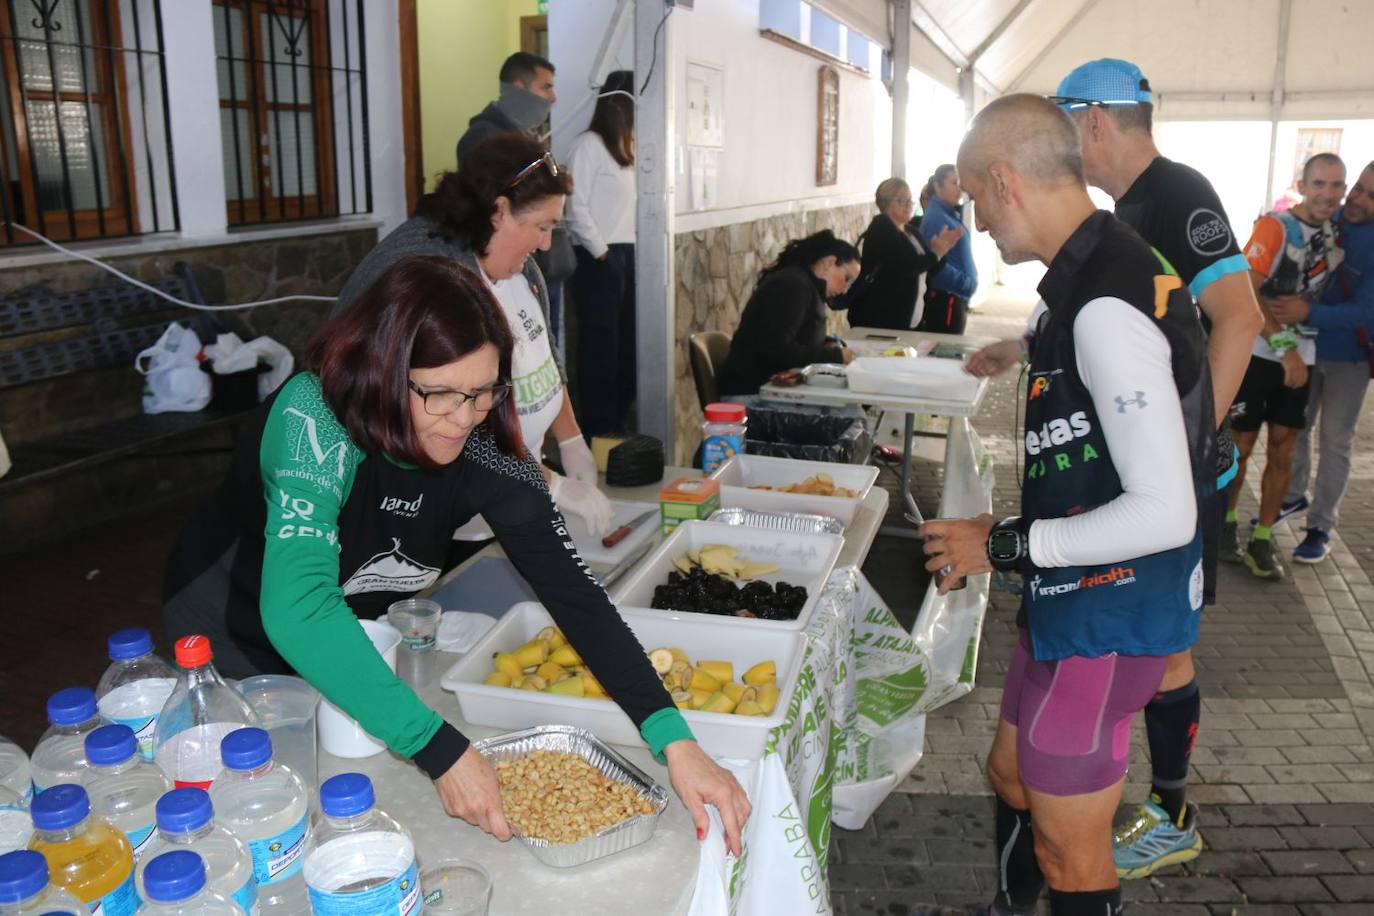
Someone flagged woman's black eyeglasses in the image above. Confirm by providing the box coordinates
[408,380,512,416]
[505,151,558,193]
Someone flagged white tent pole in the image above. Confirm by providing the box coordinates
[1004,0,1102,93]
[967,0,1035,66]
[1263,0,1293,212]
[891,0,912,178]
[633,0,676,455]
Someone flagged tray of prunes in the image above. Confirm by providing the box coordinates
[651,565,808,622]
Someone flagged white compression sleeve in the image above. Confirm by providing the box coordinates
[1028,297,1198,568]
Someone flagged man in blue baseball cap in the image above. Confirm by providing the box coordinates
[1050,57,1263,882]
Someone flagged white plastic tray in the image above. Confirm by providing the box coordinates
[441,602,806,760]
[607,519,842,631]
[708,454,877,525]
[846,356,982,401]
[567,499,659,567]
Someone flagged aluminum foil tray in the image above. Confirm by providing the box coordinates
[709,506,844,535]
[471,725,669,868]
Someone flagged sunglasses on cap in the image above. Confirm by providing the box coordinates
[505,150,558,193]
[1047,95,1141,110]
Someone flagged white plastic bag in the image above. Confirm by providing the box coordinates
[135,323,211,414]
[203,332,294,400]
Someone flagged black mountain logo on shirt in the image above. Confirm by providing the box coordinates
[342,538,439,596]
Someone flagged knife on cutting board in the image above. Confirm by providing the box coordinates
[601,507,659,548]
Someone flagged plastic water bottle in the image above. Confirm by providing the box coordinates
[154,637,258,791]
[137,789,257,916]
[98,629,178,763]
[0,849,86,915]
[31,689,101,794]
[27,785,138,916]
[138,851,238,915]
[0,738,32,810]
[84,725,171,863]
[208,730,307,915]
[0,789,31,856]
[302,773,420,916]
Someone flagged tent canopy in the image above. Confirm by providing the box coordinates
[811,0,1374,120]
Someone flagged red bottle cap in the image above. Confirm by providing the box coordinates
[174,635,213,668]
[704,402,746,423]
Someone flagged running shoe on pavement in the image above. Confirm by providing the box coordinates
[1243,537,1285,581]
[1114,800,1203,879]
[1249,495,1309,527]
[1293,527,1332,564]
[1219,520,1242,564]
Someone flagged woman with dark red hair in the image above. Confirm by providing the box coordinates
[162,256,751,852]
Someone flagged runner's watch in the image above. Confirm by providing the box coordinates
[987,516,1032,573]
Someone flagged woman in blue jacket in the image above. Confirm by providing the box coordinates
[918,165,978,334]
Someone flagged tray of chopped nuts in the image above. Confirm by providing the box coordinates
[473,724,670,868]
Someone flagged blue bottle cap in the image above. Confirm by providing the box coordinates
[220,727,272,771]
[30,785,90,831]
[143,850,207,903]
[0,850,48,904]
[85,724,138,766]
[107,627,154,661]
[320,772,375,818]
[155,788,214,833]
[46,687,97,727]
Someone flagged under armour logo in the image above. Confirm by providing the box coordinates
[1115,392,1148,413]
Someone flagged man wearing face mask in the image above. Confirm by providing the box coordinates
[458,53,578,353]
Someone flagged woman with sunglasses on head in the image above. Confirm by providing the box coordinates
[162,256,752,852]
[333,131,615,546]
[845,177,963,331]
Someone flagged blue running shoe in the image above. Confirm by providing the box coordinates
[1294,527,1332,564]
[1113,800,1203,879]
[1250,495,1308,527]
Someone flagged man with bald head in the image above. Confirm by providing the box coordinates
[921,94,1215,916]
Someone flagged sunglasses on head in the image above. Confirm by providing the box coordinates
[505,150,558,193]
[1047,96,1139,110]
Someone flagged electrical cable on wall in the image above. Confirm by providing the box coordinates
[639,6,673,96]
[8,223,338,311]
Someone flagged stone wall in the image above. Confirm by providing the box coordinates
[671,202,873,464]
[0,227,376,444]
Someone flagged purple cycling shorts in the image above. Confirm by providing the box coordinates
[1000,630,1167,797]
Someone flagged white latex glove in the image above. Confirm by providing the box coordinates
[558,435,599,485]
[549,473,616,537]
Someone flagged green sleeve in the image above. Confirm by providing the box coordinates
[639,708,695,764]
[258,374,445,759]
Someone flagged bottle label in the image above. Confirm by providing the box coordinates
[307,860,420,916]
[247,812,308,885]
[109,713,159,762]
[127,821,156,862]
[702,433,743,473]
[231,875,260,915]
[86,868,139,916]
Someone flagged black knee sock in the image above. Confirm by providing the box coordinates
[1048,887,1122,916]
[993,796,1044,914]
[1144,679,1200,825]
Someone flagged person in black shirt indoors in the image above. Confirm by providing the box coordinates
[716,230,861,396]
[847,178,963,330]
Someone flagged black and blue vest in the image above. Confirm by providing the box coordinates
[1021,211,1216,661]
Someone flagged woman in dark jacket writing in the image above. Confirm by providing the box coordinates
[717,230,861,396]
[847,177,962,330]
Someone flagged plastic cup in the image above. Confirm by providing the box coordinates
[236,674,320,793]
[388,598,442,652]
[421,859,492,915]
[317,619,401,758]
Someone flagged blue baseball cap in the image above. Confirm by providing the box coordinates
[1051,58,1152,110]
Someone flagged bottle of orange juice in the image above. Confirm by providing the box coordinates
[27,784,138,916]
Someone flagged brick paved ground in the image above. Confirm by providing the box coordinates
[830,293,1374,914]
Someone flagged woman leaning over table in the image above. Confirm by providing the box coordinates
[332,131,615,547]
[161,256,751,851]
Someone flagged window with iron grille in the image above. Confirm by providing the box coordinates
[213,0,369,226]
[0,0,178,246]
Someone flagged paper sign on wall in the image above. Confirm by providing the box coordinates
[686,62,724,148]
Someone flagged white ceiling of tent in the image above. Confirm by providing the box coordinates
[809,0,1374,120]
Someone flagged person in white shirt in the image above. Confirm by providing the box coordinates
[565,71,638,437]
